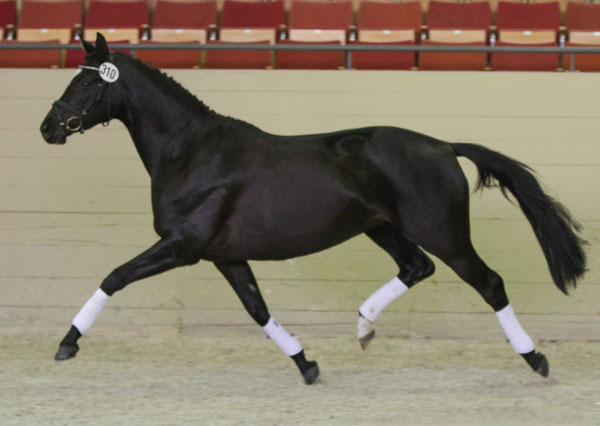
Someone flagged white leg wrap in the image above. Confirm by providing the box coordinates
[72,289,110,335]
[263,317,302,357]
[359,277,409,322]
[496,304,535,354]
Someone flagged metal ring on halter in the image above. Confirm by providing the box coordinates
[65,116,83,132]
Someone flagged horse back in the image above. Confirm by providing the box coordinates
[155,124,460,261]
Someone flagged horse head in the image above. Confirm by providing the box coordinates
[41,33,123,144]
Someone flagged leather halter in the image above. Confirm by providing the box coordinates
[51,64,112,134]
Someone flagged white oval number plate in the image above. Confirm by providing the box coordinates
[99,62,119,83]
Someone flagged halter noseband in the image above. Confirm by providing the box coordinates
[52,64,112,134]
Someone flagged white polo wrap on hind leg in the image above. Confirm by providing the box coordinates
[359,277,409,322]
[72,288,110,335]
[496,304,535,354]
[263,317,302,356]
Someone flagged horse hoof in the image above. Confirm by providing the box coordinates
[302,361,320,385]
[54,344,79,361]
[522,350,549,378]
[357,313,375,351]
[534,354,550,378]
[359,330,375,351]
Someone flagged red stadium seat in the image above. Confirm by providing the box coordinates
[220,0,285,32]
[19,0,81,32]
[492,40,559,71]
[566,1,600,30]
[496,1,560,31]
[288,0,353,31]
[142,0,216,69]
[276,40,344,69]
[137,40,202,68]
[351,40,415,70]
[564,2,600,72]
[427,0,490,30]
[0,39,61,67]
[491,1,560,71]
[204,39,273,69]
[420,39,488,71]
[279,0,353,68]
[17,0,81,56]
[420,1,490,71]
[357,0,421,32]
[11,0,80,68]
[152,0,216,30]
[352,1,421,69]
[84,0,149,43]
[207,0,284,69]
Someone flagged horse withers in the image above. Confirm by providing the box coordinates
[40,33,586,384]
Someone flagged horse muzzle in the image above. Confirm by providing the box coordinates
[40,118,67,145]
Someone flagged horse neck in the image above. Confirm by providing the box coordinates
[115,65,210,176]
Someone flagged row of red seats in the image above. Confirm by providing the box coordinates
[3,0,599,40]
[1,0,599,71]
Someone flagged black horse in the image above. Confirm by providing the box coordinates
[41,34,586,384]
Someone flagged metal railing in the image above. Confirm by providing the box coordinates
[1,42,599,71]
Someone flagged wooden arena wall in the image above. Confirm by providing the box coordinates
[1,69,598,342]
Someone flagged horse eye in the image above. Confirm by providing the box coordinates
[81,80,90,88]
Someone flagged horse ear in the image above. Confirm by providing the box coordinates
[95,32,110,61]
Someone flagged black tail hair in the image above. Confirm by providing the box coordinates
[453,143,587,294]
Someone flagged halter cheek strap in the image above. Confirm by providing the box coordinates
[52,82,107,131]
[52,60,115,133]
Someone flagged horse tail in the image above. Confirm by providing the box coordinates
[452,142,587,294]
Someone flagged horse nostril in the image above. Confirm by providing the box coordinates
[41,122,51,135]
[40,121,55,141]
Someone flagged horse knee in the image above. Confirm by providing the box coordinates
[100,272,123,296]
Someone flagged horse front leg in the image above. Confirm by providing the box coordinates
[214,261,320,385]
[55,235,198,361]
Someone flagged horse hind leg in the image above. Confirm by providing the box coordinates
[358,225,435,350]
[439,244,549,377]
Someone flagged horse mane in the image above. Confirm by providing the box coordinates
[117,53,259,130]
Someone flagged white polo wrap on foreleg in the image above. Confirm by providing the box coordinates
[496,304,535,354]
[359,277,409,322]
[72,288,110,335]
[263,317,302,357]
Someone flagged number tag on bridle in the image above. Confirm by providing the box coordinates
[99,62,119,83]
